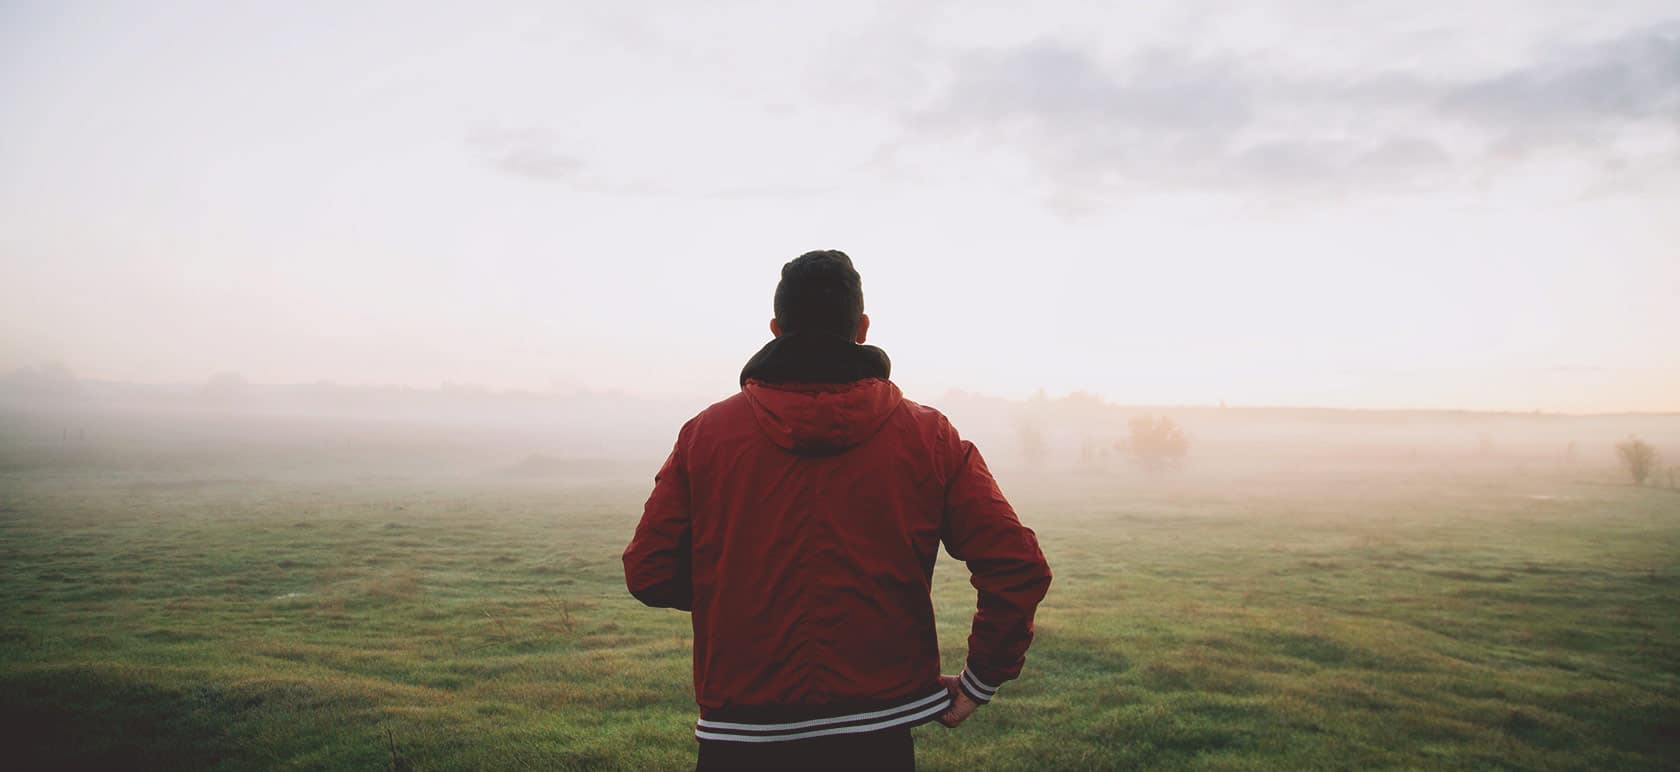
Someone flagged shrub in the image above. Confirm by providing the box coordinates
[1126,416,1188,471]
[1615,437,1659,486]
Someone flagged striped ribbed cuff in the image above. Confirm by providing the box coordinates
[958,668,1000,704]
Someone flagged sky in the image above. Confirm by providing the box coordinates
[1,1,1677,412]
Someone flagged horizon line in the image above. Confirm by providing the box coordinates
[7,374,1678,420]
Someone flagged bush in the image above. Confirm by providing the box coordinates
[1127,416,1188,470]
[1614,438,1659,486]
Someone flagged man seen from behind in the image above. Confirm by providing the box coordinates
[623,250,1053,771]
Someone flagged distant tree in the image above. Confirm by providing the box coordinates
[1615,437,1659,486]
[1018,419,1047,469]
[1127,416,1188,470]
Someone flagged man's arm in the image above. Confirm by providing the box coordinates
[938,425,1052,717]
[622,437,693,611]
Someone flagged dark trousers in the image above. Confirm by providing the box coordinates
[696,726,915,771]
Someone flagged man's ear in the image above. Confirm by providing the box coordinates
[854,314,870,344]
[770,318,783,338]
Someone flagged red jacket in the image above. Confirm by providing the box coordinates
[623,337,1051,742]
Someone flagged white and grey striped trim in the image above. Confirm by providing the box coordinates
[695,688,952,743]
[958,669,1000,704]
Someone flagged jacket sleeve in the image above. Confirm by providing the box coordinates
[939,426,1052,705]
[622,436,693,611]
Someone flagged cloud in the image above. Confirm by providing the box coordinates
[919,44,1252,135]
[904,45,1255,197]
[466,126,837,200]
[467,126,670,194]
[491,147,584,182]
[897,21,1680,205]
[1446,23,1680,124]
[468,127,585,183]
[1440,22,1680,152]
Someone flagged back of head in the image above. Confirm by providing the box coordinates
[774,250,864,339]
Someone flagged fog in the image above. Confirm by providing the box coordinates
[4,369,1676,497]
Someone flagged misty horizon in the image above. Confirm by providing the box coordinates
[6,360,1680,418]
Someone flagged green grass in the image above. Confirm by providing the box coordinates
[1,469,1677,770]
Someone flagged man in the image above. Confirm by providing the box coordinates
[623,251,1052,771]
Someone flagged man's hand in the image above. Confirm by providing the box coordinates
[936,674,981,728]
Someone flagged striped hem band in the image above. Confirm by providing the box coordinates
[958,669,999,704]
[695,688,953,743]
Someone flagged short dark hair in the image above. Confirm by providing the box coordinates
[774,250,864,339]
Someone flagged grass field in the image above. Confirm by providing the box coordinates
[3,457,1678,769]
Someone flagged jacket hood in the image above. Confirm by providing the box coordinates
[739,333,901,456]
[744,379,903,456]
